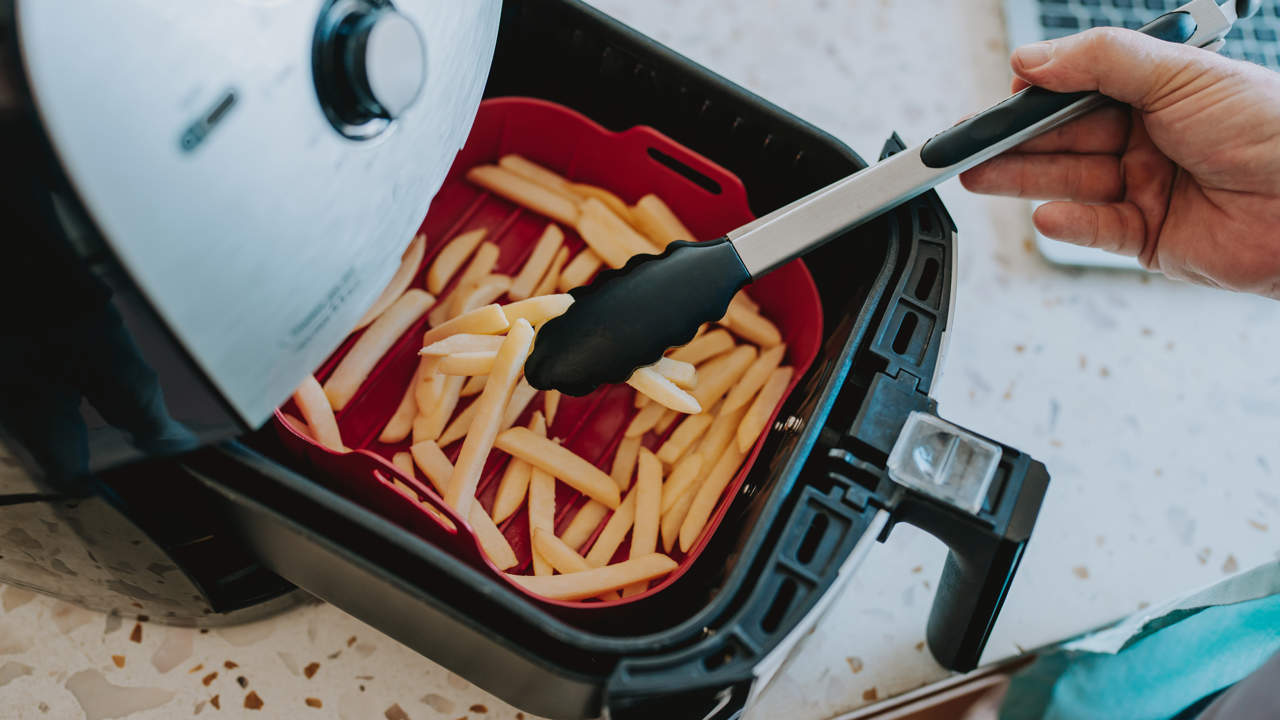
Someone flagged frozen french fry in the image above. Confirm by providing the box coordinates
[438,350,497,376]
[431,242,500,326]
[391,451,415,479]
[437,398,478,448]
[657,414,713,466]
[460,374,487,397]
[354,233,427,332]
[533,246,570,298]
[420,333,506,356]
[427,228,486,295]
[667,329,735,366]
[610,435,643,491]
[445,319,536,517]
[509,224,565,301]
[720,301,782,347]
[691,345,757,411]
[531,530,619,600]
[654,357,697,389]
[678,442,747,552]
[731,289,759,313]
[495,427,621,509]
[654,408,679,435]
[508,553,677,601]
[544,389,561,426]
[470,504,519,571]
[660,451,705,515]
[293,375,346,451]
[466,165,581,227]
[630,193,695,249]
[559,249,603,291]
[625,400,667,438]
[737,366,793,452]
[584,486,638,567]
[420,304,509,349]
[418,374,464,442]
[502,294,574,328]
[501,378,538,432]
[449,274,512,322]
[378,365,422,444]
[414,369,443,418]
[697,405,748,467]
[569,183,632,222]
[721,344,787,414]
[627,366,701,414]
[661,485,694,553]
[409,439,453,495]
[492,412,546,523]
[634,393,650,409]
[623,450,663,596]
[323,289,433,411]
[498,154,583,202]
[576,197,658,268]
[560,500,609,552]
[529,464,556,577]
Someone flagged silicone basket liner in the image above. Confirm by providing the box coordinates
[274,97,822,609]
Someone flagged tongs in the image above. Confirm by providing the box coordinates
[525,0,1253,395]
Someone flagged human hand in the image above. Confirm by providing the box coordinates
[959,28,1280,299]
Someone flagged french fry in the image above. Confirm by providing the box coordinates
[509,224,565,301]
[560,500,609,552]
[559,249,603,291]
[667,328,735,365]
[721,344,787,414]
[697,405,748,467]
[584,486,638,567]
[461,374,487,397]
[438,351,497,376]
[630,193,695,249]
[544,389,561,426]
[623,450,663,596]
[502,294,574,328]
[654,357,697,389]
[657,414,713,466]
[323,289,433,411]
[354,233,427,331]
[409,439,453,495]
[654,408,679,435]
[533,246,570,297]
[446,319,536,516]
[569,183,632,222]
[501,379,539,432]
[293,375,345,451]
[449,274,512,322]
[414,369,443,417]
[625,401,667,438]
[470,504,519,571]
[431,242,500,325]
[529,464,556,576]
[378,365,422,444]
[508,554,677,601]
[627,366,701,414]
[392,451,415,479]
[279,412,314,442]
[634,393,650,409]
[427,228,487,295]
[492,412,546,523]
[691,345,757,411]
[466,165,581,226]
[495,427,621,508]
[679,441,748,552]
[576,197,659,268]
[737,366,793,452]
[420,304,509,348]
[610,435,643,491]
[720,301,782,347]
[498,154,583,202]
[417,374,464,442]
[660,452,705,514]
[531,529,620,600]
[661,486,694,553]
[731,289,759,313]
[411,414,432,444]
[420,333,506,356]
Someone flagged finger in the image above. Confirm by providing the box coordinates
[1033,201,1150,258]
[1014,104,1130,154]
[959,153,1124,202]
[1011,77,1030,93]
[1010,28,1228,111]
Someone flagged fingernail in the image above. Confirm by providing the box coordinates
[1015,42,1054,70]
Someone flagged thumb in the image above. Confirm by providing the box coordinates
[1010,27,1224,111]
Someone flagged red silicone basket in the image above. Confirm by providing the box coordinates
[274,97,822,609]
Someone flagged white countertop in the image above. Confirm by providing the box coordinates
[1,1,1277,719]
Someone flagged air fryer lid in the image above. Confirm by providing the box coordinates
[14,0,500,426]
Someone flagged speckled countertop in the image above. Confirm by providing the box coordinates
[2,1,1277,719]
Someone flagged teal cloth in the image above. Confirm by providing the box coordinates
[1000,564,1280,720]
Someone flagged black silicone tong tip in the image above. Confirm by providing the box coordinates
[525,238,750,395]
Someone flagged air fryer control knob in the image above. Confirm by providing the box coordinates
[314,0,427,138]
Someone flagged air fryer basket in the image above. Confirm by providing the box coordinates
[183,2,1049,718]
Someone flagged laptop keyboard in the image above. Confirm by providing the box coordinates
[1036,0,1280,69]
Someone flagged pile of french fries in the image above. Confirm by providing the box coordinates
[283,154,793,603]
